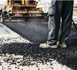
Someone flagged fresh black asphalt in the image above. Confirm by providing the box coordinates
[1,21,77,70]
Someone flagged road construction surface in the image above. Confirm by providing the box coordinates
[3,22,48,44]
[0,22,77,70]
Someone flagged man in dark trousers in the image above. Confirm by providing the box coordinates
[40,0,74,48]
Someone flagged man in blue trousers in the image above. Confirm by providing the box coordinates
[40,0,74,48]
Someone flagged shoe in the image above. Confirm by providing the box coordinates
[57,42,67,48]
[57,41,60,46]
[60,43,67,48]
[39,43,57,48]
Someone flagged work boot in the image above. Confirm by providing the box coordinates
[57,41,60,46]
[39,43,57,48]
[57,42,67,48]
[60,43,67,48]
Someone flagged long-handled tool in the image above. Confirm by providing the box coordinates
[72,20,77,30]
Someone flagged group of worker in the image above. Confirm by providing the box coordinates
[40,0,74,48]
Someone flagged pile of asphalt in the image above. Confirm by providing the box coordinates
[1,22,77,70]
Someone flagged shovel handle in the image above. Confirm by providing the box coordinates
[72,20,77,30]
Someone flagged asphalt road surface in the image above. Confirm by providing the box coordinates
[1,21,77,70]
[3,22,48,44]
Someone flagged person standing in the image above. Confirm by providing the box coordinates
[25,0,29,5]
[40,0,74,48]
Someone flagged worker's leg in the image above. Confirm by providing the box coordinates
[59,1,73,44]
[47,1,63,45]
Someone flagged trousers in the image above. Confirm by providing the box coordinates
[47,1,73,45]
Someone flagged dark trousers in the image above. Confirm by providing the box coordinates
[47,1,73,45]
